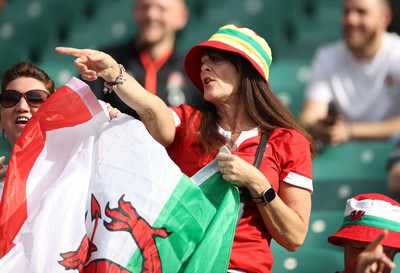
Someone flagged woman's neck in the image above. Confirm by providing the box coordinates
[217,103,256,133]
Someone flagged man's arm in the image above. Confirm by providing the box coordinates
[347,117,400,140]
[300,99,400,144]
[299,99,331,142]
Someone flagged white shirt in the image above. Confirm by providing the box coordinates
[217,126,259,151]
[305,32,400,122]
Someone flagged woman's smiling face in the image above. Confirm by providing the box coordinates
[0,77,49,146]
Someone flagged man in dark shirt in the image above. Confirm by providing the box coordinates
[89,0,203,118]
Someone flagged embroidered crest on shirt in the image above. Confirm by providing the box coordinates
[384,74,395,92]
[167,71,186,106]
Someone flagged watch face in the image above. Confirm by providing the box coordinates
[263,187,276,203]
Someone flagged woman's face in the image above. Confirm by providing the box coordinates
[200,50,241,104]
[0,77,49,146]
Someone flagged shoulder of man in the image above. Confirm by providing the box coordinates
[315,39,347,59]
[385,31,400,48]
[167,49,186,64]
[102,39,137,61]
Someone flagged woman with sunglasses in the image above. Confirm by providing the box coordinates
[0,62,54,199]
[0,62,120,201]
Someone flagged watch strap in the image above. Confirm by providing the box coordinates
[251,196,264,203]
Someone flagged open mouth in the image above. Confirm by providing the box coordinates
[15,117,29,125]
[203,77,213,85]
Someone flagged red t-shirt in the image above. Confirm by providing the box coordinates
[167,105,313,273]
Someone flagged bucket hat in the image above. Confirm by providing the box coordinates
[184,24,272,92]
[328,193,400,248]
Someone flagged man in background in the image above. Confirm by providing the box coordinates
[299,0,400,146]
[90,0,202,118]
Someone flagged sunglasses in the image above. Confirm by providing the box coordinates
[0,89,50,108]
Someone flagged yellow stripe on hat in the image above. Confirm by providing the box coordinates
[208,25,272,80]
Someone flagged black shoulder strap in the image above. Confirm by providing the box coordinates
[237,131,269,222]
[253,131,269,168]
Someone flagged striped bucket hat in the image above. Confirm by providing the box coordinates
[328,193,400,248]
[184,24,272,92]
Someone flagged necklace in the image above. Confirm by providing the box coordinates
[225,131,240,151]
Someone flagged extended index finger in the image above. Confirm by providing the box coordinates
[55,47,83,57]
[365,229,388,251]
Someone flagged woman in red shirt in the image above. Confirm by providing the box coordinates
[56,24,316,273]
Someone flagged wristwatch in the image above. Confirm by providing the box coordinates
[251,187,276,204]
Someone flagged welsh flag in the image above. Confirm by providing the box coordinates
[0,78,239,273]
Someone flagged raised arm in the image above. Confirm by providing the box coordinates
[55,47,176,147]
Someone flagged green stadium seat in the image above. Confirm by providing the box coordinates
[313,141,394,182]
[303,210,344,250]
[393,255,400,273]
[4,0,86,26]
[0,43,31,77]
[271,243,344,272]
[37,40,78,64]
[183,0,232,24]
[312,178,393,211]
[285,22,341,59]
[177,0,289,56]
[177,0,242,53]
[312,140,394,210]
[0,138,12,165]
[268,58,311,118]
[0,18,57,61]
[35,61,79,89]
[0,0,84,60]
[283,0,341,59]
[64,0,136,50]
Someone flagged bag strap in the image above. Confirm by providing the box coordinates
[253,131,269,168]
[237,131,269,221]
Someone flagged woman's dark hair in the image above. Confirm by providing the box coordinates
[192,48,316,157]
[1,62,55,94]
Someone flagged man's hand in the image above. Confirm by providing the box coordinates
[312,117,352,146]
[356,230,396,273]
[328,118,352,145]
[0,156,8,180]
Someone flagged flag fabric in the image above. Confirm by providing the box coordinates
[0,78,239,273]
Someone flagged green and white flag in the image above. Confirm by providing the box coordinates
[0,78,239,273]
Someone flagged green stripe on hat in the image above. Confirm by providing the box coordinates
[215,27,272,68]
[342,215,400,232]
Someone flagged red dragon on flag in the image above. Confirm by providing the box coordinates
[59,195,171,273]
